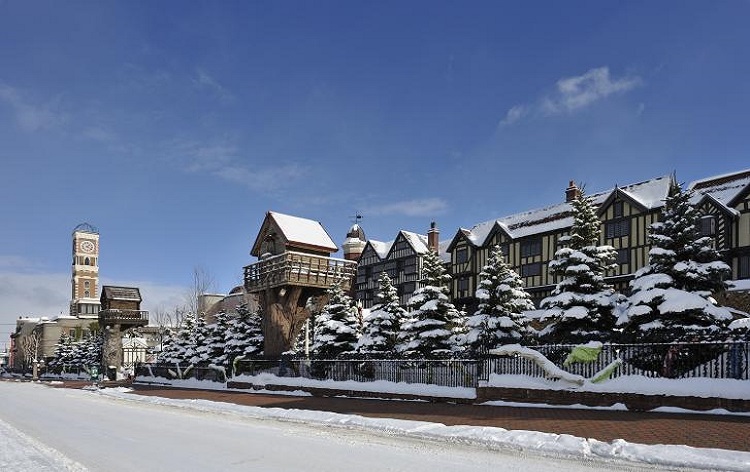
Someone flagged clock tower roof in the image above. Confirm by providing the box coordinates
[73,222,99,235]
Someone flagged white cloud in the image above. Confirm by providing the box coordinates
[0,83,67,132]
[167,138,308,193]
[499,67,642,126]
[365,198,449,217]
[214,164,308,192]
[499,105,528,127]
[193,69,234,102]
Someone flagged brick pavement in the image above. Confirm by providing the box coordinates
[118,385,750,453]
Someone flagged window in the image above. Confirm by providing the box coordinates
[616,249,630,265]
[613,201,624,218]
[457,277,470,297]
[520,239,542,258]
[84,281,90,288]
[500,244,510,259]
[84,290,90,298]
[606,219,631,238]
[521,262,542,277]
[403,259,417,274]
[456,247,468,264]
[699,216,717,236]
[740,255,750,279]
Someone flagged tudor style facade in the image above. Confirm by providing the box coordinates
[446,176,673,309]
[350,169,750,313]
[689,169,750,282]
[354,223,444,308]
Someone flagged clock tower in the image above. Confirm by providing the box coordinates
[70,222,101,317]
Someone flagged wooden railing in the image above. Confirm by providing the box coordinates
[99,309,149,326]
[244,251,357,292]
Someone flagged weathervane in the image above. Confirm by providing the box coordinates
[349,212,363,225]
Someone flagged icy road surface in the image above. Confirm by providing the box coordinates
[0,381,737,472]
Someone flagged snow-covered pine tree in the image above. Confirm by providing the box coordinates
[539,189,620,344]
[156,328,178,363]
[49,334,74,370]
[189,314,209,365]
[398,249,464,358]
[81,332,103,368]
[619,179,733,344]
[202,311,230,367]
[160,312,196,364]
[356,272,406,356]
[223,304,264,370]
[310,282,360,359]
[465,245,535,355]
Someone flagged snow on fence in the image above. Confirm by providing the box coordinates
[135,341,749,387]
[483,341,749,382]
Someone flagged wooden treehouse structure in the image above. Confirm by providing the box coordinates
[99,286,148,377]
[244,211,357,356]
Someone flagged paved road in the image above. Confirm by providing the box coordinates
[0,381,670,472]
[126,384,750,452]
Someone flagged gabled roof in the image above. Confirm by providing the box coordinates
[689,169,750,210]
[455,175,672,247]
[250,211,338,256]
[101,286,142,302]
[361,230,449,262]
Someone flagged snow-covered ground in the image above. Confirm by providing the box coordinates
[1,381,749,471]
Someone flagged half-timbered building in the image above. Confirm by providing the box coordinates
[351,169,750,314]
[354,223,448,308]
[688,169,750,282]
[446,176,673,309]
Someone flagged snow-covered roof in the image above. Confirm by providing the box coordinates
[688,169,750,209]
[251,211,339,256]
[364,231,450,262]
[459,175,672,246]
[270,212,338,251]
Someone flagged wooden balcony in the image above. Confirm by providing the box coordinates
[244,251,357,293]
[99,309,149,327]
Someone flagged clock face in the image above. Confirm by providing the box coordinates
[80,240,95,253]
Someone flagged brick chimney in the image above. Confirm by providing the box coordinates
[427,221,439,253]
[566,180,581,202]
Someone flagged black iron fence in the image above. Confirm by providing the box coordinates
[135,341,749,387]
[234,358,479,388]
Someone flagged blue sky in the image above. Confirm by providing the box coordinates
[2,1,749,341]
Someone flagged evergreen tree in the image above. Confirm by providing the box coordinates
[465,245,535,354]
[310,282,360,358]
[49,334,74,370]
[189,314,209,364]
[357,272,406,355]
[157,329,178,363]
[398,250,464,358]
[223,304,264,369]
[202,311,230,367]
[619,180,733,344]
[539,189,620,344]
[159,312,197,364]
